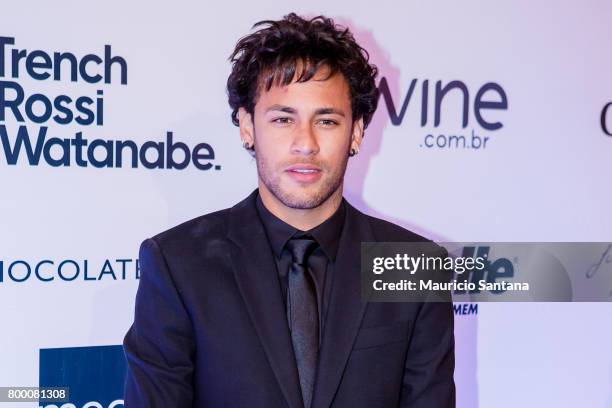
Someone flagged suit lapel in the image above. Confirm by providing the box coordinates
[311,201,375,408]
[227,190,304,408]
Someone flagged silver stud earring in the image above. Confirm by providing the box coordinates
[242,141,253,150]
[349,147,359,157]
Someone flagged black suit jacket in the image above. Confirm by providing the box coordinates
[123,189,455,407]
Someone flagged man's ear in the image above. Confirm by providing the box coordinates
[350,117,365,153]
[238,107,255,149]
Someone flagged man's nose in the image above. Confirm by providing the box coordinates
[291,124,319,155]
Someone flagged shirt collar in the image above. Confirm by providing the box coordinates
[255,191,345,261]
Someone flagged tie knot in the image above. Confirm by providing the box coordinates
[285,234,318,265]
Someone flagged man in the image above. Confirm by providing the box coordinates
[123,13,455,408]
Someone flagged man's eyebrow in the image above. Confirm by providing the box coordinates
[315,107,345,117]
[265,105,346,117]
[265,105,296,114]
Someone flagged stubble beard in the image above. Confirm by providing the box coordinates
[256,153,348,210]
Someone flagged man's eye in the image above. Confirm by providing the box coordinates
[318,119,339,127]
[272,117,292,124]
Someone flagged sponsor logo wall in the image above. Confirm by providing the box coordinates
[2,2,611,407]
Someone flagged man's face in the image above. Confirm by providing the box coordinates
[239,66,363,210]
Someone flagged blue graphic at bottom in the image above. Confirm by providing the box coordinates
[39,345,126,408]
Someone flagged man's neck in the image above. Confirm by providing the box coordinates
[258,184,343,231]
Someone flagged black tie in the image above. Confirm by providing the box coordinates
[286,234,319,408]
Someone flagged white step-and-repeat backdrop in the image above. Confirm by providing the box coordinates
[2,1,611,407]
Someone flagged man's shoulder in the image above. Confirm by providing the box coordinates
[150,207,232,248]
[356,209,448,257]
[150,190,258,247]
[353,206,432,243]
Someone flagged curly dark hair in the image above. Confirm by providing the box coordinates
[227,13,379,131]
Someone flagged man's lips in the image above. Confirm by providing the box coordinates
[285,164,323,182]
[286,164,322,172]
